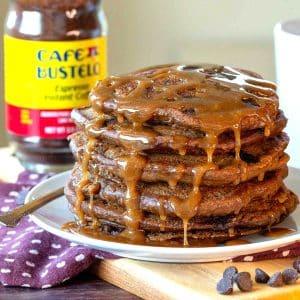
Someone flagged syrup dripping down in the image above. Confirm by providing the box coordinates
[72,63,279,245]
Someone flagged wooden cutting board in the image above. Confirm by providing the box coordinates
[91,258,300,299]
[1,147,300,299]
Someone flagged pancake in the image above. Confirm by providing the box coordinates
[65,164,287,219]
[65,63,299,246]
[89,64,279,133]
[71,108,287,154]
[66,184,297,242]
[70,131,289,186]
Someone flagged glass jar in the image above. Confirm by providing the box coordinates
[4,0,107,173]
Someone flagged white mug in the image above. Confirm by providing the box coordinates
[274,19,300,168]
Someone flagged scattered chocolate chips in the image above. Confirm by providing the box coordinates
[293,258,300,273]
[267,272,284,287]
[217,261,300,295]
[223,266,238,282]
[216,277,233,295]
[255,268,270,284]
[234,272,253,292]
[282,268,298,284]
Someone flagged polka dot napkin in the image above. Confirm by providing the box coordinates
[0,172,116,289]
[231,242,300,262]
[0,171,299,289]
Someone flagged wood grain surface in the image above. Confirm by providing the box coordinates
[92,258,300,299]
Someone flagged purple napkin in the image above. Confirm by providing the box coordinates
[231,242,300,262]
[0,172,116,289]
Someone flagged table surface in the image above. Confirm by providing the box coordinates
[0,148,139,300]
[0,271,140,300]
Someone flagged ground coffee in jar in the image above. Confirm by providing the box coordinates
[4,0,107,173]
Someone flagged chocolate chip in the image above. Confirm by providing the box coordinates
[293,258,300,273]
[223,266,238,282]
[240,151,259,163]
[267,272,283,287]
[182,108,196,115]
[216,277,233,295]
[181,65,199,71]
[242,98,260,108]
[166,97,176,102]
[255,268,270,283]
[234,272,253,292]
[282,268,298,284]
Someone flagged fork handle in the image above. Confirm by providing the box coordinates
[0,187,64,227]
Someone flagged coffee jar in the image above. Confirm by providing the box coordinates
[4,0,107,173]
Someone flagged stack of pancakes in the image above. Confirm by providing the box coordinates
[65,64,298,246]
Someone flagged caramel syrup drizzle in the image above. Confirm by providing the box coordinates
[117,152,147,242]
[88,183,100,227]
[75,63,278,245]
[75,135,95,224]
[75,115,104,225]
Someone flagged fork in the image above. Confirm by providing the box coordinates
[0,187,64,227]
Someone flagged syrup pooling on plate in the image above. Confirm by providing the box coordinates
[262,227,296,238]
[74,63,279,245]
[224,239,250,246]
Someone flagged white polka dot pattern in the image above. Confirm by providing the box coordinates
[11,242,20,249]
[22,273,32,278]
[40,270,48,278]
[95,254,104,260]
[1,207,10,213]
[4,199,14,203]
[232,242,300,262]
[243,256,254,262]
[56,261,66,269]
[8,191,19,197]
[282,250,290,257]
[31,240,41,244]
[0,172,114,289]
[25,261,35,268]
[42,284,52,289]
[48,255,57,260]
[75,254,85,262]
[29,249,39,255]
[29,174,39,180]
[7,231,16,235]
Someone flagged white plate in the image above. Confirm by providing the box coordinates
[25,168,300,263]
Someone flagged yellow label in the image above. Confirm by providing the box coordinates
[4,35,107,110]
